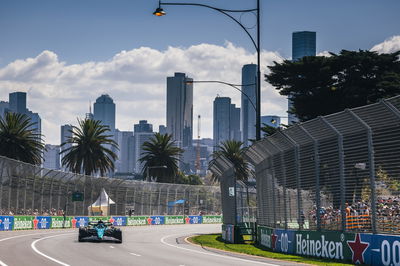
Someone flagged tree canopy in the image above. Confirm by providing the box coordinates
[139,133,183,183]
[60,118,118,176]
[0,112,45,165]
[266,50,400,121]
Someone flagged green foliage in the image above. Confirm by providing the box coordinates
[266,50,400,121]
[210,140,252,182]
[139,133,183,183]
[0,112,45,165]
[174,172,203,185]
[60,118,118,176]
[260,123,279,137]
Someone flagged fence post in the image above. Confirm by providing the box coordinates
[320,117,346,232]
[280,131,302,230]
[298,125,321,231]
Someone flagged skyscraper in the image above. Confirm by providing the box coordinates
[134,120,153,133]
[289,31,316,124]
[7,92,41,135]
[93,94,116,132]
[133,120,154,173]
[159,125,167,135]
[241,64,257,146]
[114,130,134,174]
[43,144,60,170]
[213,97,231,149]
[166,72,193,148]
[60,124,73,170]
[213,96,241,149]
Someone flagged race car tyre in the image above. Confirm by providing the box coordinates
[114,230,122,243]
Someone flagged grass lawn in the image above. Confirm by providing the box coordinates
[189,234,353,266]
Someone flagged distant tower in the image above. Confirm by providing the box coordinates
[93,94,116,132]
[166,72,193,148]
[60,124,73,171]
[8,92,41,136]
[289,31,316,124]
[241,64,257,146]
[133,121,154,173]
[86,102,94,120]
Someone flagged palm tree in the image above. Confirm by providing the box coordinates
[210,140,252,182]
[60,118,118,176]
[0,112,44,165]
[139,133,183,183]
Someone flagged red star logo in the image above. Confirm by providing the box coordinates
[0,219,2,224]
[347,233,369,264]
[33,218,39,229]
[109,217,115,224]
[271,233,278,250]
[71,218,77,228]
[147,217,153,224]
[185,217,191,224]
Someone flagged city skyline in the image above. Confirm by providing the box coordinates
[0,1,399,144]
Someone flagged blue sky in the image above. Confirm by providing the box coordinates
[0,0,399,144]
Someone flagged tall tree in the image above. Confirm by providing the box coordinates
[139,133,183,183]
[0,112,44,165]
[266,50,400,121]
[60,118,118,176]
[211,140,252,182]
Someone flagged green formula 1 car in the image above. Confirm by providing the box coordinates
[78,220,122,243]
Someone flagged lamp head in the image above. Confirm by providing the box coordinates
[153,7,166,16]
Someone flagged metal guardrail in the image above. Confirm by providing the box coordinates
[211,95,400,235]
[0,156,221,217]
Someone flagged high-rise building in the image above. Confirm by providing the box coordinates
[93,94,116,132]
[134,120,153,133]
[159,125,167,135]
[133,132,154,173]
[133,120,154,173]
[43,144,60,170]
[7,92,41,135]
[241,64,257,146]
[60,124,73,170]
[0,101,9,119]
[166,72,193,148]
[230,104,241,142]
[9,92,26,114]
[213,97,231,149]
[213,97,241,150]
[114,130,134,174]
[289,31,316,124]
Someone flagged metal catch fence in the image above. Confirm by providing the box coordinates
[211,96,400,235]
[0,156,221,217]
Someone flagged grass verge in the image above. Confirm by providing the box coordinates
[189,234,353,266]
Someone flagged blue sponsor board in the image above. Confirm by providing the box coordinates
[0,216,14,231]
[35,216,52,229]
[111,216,127,226]
[368,233,400,266]
[150,216,165,225]
[187,216,203,224]
[74,217,89,227]
[274,229,295,254]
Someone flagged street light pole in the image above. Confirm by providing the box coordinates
[154,0,261,141]
[186,80,257,112]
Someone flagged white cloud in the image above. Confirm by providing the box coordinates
[317,51,333,57]
[370,35,400,54]
[0,42,286,144]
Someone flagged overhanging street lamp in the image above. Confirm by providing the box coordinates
[186,80,257,111]
[153,0,262,141]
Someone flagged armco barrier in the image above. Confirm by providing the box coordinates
[258,226,400,266]
[0,215,222,231]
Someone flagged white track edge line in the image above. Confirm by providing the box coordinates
[31,233,74,266]
[160,234,279,266]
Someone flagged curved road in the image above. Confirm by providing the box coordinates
[0,224,298,266]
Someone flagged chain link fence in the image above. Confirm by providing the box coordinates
[0,156,221,217]
[212,96,400,235]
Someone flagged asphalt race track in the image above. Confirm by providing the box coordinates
[0,224,298,266]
